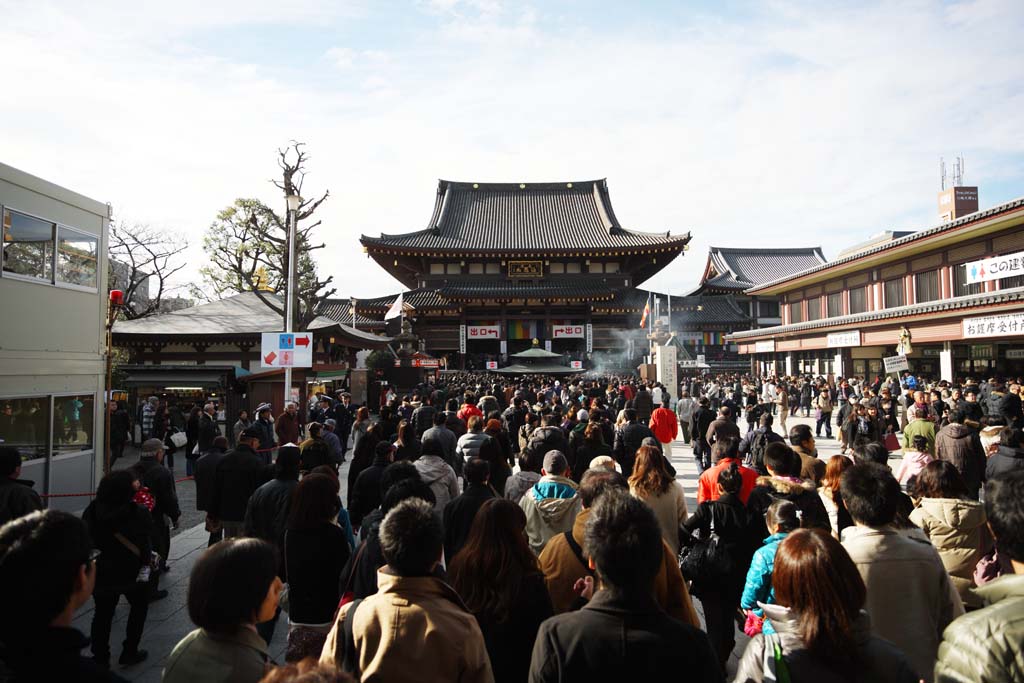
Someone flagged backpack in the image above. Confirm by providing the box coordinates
[747,430,770,474]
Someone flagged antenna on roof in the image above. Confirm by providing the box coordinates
[939,157,946,191]
[953,155,965,187]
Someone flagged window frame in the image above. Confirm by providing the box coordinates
[848,287,867,314]
[789,300,804,323]
[1,205,100,293]
[55,224,100,292]
[0,391,54,465]
[883,278,905,308]
[50,391,97,460]
[806,297,822,321]
[826,292,842,318]
[914,270,940,304]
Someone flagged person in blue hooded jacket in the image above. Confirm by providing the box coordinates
[741,498,801,634]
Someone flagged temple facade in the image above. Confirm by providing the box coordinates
[332,178,704,370]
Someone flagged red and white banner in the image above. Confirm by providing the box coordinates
[570,360,583,370]
[552,325,584,339]
[467,325,501,339]
[485,361,498,370]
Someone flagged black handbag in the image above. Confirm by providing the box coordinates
[678,515,734,584]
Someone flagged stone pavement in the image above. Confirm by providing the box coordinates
[75,413,881,681]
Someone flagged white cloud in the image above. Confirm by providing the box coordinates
[1,0,1023,304]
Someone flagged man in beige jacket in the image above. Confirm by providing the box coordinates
[320,498,493,682]
[841,463,963,682]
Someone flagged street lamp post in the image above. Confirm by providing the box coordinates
[283,194,302,412]
[104,289,125,474]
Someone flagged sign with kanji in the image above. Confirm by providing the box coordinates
[585,323,593,353]
[459,325,467,353]
[467,325,501,339]
[964,250,1024,284]
[570,360,583,370]
[485,361,498,370]
[827,331,861,348]
[883,354,910,373]
[261,332,313,368]
[552,325,584,338]
[962,312,1024,339]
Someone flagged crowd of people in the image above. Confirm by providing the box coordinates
[0,368,1022,683]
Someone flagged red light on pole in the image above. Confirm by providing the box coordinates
[109,289,124,306]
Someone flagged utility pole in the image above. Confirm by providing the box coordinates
[283,194,301,410]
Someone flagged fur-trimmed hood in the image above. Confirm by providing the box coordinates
[754,475,816,496]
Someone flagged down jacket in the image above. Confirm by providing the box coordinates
[519,475,581,554]
[909,497,990,608]
[934,423,986,495]
[739,532,789,633]
[746,475,831,540]
[934,574,1024,683]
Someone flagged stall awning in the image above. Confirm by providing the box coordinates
[314,369,350,379]
[121,370,228,387]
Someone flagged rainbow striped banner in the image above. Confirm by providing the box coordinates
[509,320,539,340]
[702,331,724,345]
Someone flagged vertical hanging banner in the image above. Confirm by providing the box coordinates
[459,325,466,354]
[544,340,552,352]
[586,323,593,353]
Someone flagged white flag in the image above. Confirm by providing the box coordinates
[384,292,404,320]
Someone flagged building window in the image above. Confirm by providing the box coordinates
[588,262,603,273]
[884,278,905,308]
[549,262,565,274]
[0,397,50,462]
[826,293,842,317]
[485,263,500,274]
[2,209,54,282]
[445,263,462,275]
[953,263,982,296]
[57,227,98,288]
[758,300,780,318]
[915,270,940,303]
[807,298,821,321]
[468,263,483,275]
[429,263,444,275]
[849,287,867,314]
[566,263,582,274]
[1001,274,1024,289]
[789,301,804,323]
[604,262,620,273]
[52,394,95,457]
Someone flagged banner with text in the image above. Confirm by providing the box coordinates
[964,249,1024,284]
[466,325,501,340]
[552,324,585,338]
[883,354,910,373]
[827,331,861,348]
[962,312,1024,339]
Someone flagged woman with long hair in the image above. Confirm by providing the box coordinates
[572,423,612,482]
[817,454,853,538]
[734,529,918,682]
[393,420,420,462]
[448,498,553,683]
[350,406,371,454]
[283,474,351,662]
[346,421,381,509]
[628,444,688,554]
[909,460,990,608]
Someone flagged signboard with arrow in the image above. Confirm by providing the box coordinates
[261,332,313,368]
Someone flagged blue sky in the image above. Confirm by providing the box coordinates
[2,0,1023,299]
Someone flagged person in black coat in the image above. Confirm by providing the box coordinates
[680,463,757,671]
[109,401,131,467]
[83,470,153,668]
[0,446,43,526]
[194,438,228,547]
[986,426,1024,480]
[346,422,383,510]
[529,491,721,683]
[209,429,271,537]
[746,443,832,539]
[611,409,653,475]
[131,439,180,592]
[349,441,395,529]
[449,497,552,683]
[691,398,716,474]
[443,458,496,561]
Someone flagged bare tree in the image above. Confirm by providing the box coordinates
[108,222,188,319]
[195,142,336,328]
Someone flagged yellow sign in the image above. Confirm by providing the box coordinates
[508,260,543,278]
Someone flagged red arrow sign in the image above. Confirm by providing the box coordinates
[295,336,310,347]
[264,351,277,365]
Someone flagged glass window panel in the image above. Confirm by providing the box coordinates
[807,298,821,321]
[485,263,499,274]
[884,278,905,308]
[827,293,842,317]
[953,263,982,296]
[849,287,867,314]
[57,228,98,288]
[2,209,54,281]
[758,300,780,317]
[566,263,581,274]
[915,271,940,303]
[52,394,95,456]
[587,262,603,273]
[446,263,461,275]
[549,262,565,274]
[1000,274,1024,289]
[0,397,50,462]
[605,262,619,273]
[429,263,444,274]
[468,263,483,274]
[789,301,804,323]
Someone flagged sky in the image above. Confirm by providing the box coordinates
[3,0,1024,300]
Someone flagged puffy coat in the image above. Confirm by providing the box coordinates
[740,532,788,632]
[909,497,990,608]
[986,444,1024,480]
[649,407,678,444]
[504,470,541,503]
[524,426,570,465]
[735,604,919,683]
[747,475,831,538]
[903,418,937,454]
[934,574,1024,683]
[456,430,492,463]
[519,475,582,554]
[934,423,986,494]
[414,455,460,512]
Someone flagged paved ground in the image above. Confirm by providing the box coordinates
[76,413,866,680]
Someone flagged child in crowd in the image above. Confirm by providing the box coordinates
[740,499,801,635]
[894,434,933,487]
